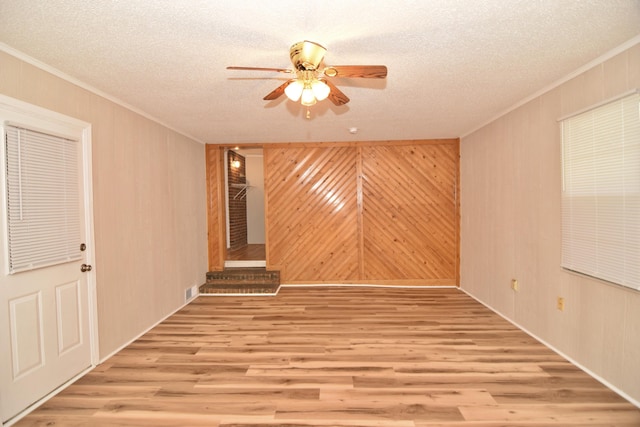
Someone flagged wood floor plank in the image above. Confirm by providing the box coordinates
[458,403,640,423]
[320,388,497,406]
[12,287,640,426]
[227,244,266,261]
[195,375,354,390]
[273,400,464,422]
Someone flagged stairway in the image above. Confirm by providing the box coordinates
[199,267,280,295]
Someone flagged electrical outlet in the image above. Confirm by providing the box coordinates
[511,279,519,291]
[557,297,565,311]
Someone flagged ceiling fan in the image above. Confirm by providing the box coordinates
[227,40,387,108]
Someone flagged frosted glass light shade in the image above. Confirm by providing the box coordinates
[301,87,317,106]
[284,80,304,101]
[311,80,330,101]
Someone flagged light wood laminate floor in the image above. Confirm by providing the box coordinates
[15,287,640,426]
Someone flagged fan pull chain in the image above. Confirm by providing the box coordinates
[306,108,311,119]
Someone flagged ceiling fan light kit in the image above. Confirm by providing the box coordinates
[227,40,387,114]
[284,80,303,102]
[283,71,331,106]
[311,80,330,101]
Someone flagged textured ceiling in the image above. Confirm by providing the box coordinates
[0,0,639,144]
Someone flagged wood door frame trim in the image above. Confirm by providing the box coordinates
[205,145,227,270]
[258,138,458,150]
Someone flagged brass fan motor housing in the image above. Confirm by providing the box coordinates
[289,40,327,71]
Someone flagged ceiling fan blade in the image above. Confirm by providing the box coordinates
[227,66,293,74]
[323,65,387,78]
[323,79,350,105]
[263,81,293,101]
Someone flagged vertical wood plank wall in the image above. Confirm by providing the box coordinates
[205,145,225,271]
[206,139,459,285]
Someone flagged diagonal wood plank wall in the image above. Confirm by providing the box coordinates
[265,145,361,282]
[361,143,458,284]
[206,139,459,285]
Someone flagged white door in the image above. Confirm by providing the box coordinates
[0,97,95,424]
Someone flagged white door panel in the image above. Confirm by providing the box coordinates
[8,292,44,379]
[2,264,92,421]
[56,281,83,355]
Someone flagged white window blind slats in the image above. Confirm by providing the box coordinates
[4,125,82,274]
[561,92,640,290]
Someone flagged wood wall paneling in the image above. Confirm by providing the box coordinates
[264,140,458,285]
[460,43,640,403]
[207,140,459,285]
[205,145,225,271]
[265,146,360,282]
[362,143,458,285]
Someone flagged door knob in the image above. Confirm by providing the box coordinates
[80,264,92,272]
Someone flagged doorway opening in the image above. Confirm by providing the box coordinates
[224,147,265,267]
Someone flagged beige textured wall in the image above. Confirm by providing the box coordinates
[461,41,640,403]
[246,154,265,244]
[0,51,208,359]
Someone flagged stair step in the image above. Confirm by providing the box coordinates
[200,267,280,295]
[206,268,279,284]
[199,282,279,295]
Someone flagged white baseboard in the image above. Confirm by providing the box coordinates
[98,296,196,364]
[3,366,92,426]
[280,283,457,289]
[460,288,640,409]
[3,292,201,425]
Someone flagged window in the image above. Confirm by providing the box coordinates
[4,125,82,273]
[561,91,640,290]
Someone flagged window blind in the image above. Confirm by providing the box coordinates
[4,125,82,273]
[561,91,640,290]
